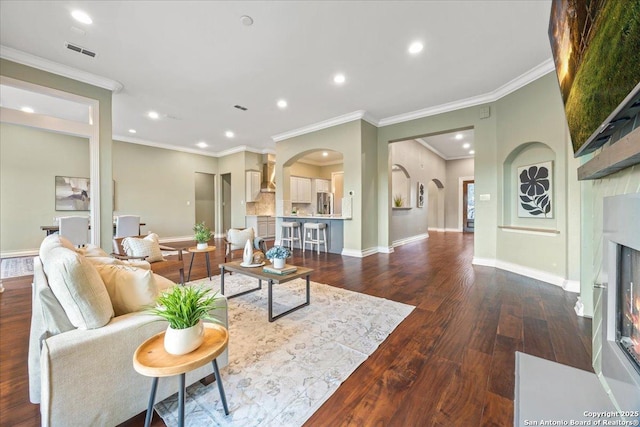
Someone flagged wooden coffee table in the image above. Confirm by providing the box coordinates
[219,260,313,322]
[133,323,229,427]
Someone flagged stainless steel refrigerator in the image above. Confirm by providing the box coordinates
[317,192,333,214]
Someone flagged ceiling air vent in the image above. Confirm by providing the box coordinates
[234,105,248,111]
[65,42,97,58]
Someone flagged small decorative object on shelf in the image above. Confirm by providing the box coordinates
[147,285,220,355]
[193,221,212,250]
[393,194,404,208]
[265,245,292,269]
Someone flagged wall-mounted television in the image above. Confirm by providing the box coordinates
[548,0,640,157]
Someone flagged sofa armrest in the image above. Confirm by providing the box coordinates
[39,297,228,427]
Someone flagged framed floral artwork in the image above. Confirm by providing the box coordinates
[517,161,553,218]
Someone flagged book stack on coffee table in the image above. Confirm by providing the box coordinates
[263,264,298,275]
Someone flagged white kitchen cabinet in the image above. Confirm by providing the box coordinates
[245,215,276,238]
[315,179,330,193]
[290,177,312,203]
[245,171,261,202]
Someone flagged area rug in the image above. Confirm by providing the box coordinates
[0,256,34,279]
[155,274,414,427]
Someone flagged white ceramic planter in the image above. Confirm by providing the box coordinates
[164,321,205,355]
[243,239,253,265]
[196,242,208,250]
[272,258,286,269]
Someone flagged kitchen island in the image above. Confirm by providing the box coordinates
[276,215,344,254]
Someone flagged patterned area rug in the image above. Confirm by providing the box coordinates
[0,257,34,279]
[155,274,414,427]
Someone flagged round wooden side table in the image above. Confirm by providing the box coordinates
[133,322,230,427]
[186,245,217,282]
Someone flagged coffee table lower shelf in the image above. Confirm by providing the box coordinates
[219,261,313,322]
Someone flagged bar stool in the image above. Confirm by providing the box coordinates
[303,222,327,254]
[280,221,301,250]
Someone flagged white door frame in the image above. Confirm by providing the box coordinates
[458,175,474,232]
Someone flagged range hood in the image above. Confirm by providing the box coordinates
[260,153,276,192]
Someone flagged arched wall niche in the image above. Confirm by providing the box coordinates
[391,163,411,208]
[503,141,556,227]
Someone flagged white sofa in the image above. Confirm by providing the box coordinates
[28,235,228,427]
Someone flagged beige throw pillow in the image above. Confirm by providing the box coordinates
[122,233,164,262]
[44,247,114,329]
[95,264,167,316]
[76,244,109,258]
[85,256,151,270]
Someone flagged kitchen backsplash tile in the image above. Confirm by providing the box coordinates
[246,191,275,215]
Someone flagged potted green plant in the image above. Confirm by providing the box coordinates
[393,194,404,207]
[265,245,292,269]
[193,221,212,249]
[147,285,220,355]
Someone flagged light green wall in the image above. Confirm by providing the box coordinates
[112,140,218,238]
[218,151,247,229]
[195,172,215,232]
[444,158,474,230]
[0,123,89,253]
[377,103,496,256]
[319,163,344,180]
[276,120,363,252]
[1,59,114,250]
[495,73,571,278]
[361,120,378,250]
[290,162,321,178]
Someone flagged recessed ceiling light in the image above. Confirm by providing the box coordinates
[147,111,159,119]
[240,15,254,26]
[469,150,475,155]
[277,99,288,109]
[322,152,329,157]
[196,141,208,148]
[225,131,235,138]
[71,10,92,25]
[333,73,346,84]
[462,143,470,149]
[128,129,137,134]
[21,106,34,113]
[455,133,463,140]
[408,41,423,55]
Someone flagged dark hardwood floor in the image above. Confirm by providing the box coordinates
[0,232,592,426]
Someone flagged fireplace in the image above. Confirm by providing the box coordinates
[617,245,640,374]
[601,193,640,413]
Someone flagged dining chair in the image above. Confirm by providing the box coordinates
[58,216,89,247]
[115,215,140,238]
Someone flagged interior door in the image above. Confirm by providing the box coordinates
[195,172,215,231]
[332,171,344,214]
[463,180,475,233]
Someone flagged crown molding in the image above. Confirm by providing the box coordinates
[1,45,124,93]
[415,138,447,159]
[113,134,274,158]
[297,158,344,167]
[378,58,555,127]
[272,110,378,142]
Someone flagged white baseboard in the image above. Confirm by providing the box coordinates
[391,233,429,248]
[214,233,226,238]
[158,235,194,244]
[341,247,379,258]
[472,257,579,293]
[562,279,580,293]
[428,228,446,232]
[377,246,394,254]
[1,249,39,259]
[445,228,462,232]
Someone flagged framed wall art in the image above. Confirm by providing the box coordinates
[517,161,552,218]
[417,182,425,208]
[55,176,90,211]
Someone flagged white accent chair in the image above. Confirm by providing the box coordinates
[58,216,89,247]
[114,215,140,238]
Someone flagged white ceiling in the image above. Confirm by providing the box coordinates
[0,1,553,159]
